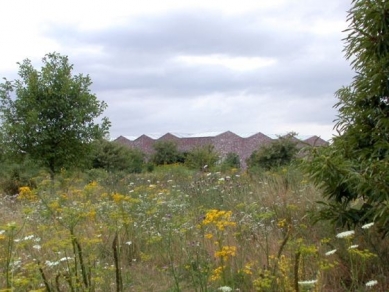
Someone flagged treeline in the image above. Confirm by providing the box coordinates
[89,132,302,174]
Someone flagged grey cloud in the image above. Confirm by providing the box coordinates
[38,2,354,139]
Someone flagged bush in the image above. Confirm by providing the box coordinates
[91,139,145,173]
[151,141,184,165]
[185,144,219,171]
[0,160,40,196]
[221,152,241,171]
[247,132,298,171]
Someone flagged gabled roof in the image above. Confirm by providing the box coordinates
[303,135,329,146]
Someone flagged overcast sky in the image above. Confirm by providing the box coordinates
[0,0,354,141]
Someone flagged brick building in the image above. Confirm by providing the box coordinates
[114,131,328,168]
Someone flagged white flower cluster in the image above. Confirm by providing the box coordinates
[365,280,378,287]
[336,230,355,239]
[218,286,232,292]
[298,279,317,286]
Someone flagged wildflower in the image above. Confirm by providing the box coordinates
[46,260,59,267]
[362,222,374,229]
[336,230,355,238]
[325,249,337,256]
[298,279,317,286]
[218,286,232,292]
[125,241,132,245]
[33,245,41,250]
[365,280,378,287]
[205,233,213,239]
[24,235,34,240]
[348,245,359,249]
[242,262,253,275]
[210,266,223,281]
[214,246,236,260]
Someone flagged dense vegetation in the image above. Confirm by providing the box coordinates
[305,0,389,237]
[1,1,389,290]
[0,166,387,291]
[0,53,110,178]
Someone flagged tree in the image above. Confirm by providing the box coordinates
[247,132,299,171]
[0,52,110,178]
[304,1,389,235]
[151,141,184,165]
[185,144,219,171]
[91,140,144,173]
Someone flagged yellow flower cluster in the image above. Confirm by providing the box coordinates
[202,210,236,231]
[18,186,37,201]
[111,193,140,204]
[214,245,236,261]
[210,266,224,281]
[241,262,253,275]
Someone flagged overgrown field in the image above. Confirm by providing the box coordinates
[0,166,388,291]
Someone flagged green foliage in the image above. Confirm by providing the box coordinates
[0,52,110,177]
[151,140,184,165]
[221,152,241,171]
[2,167,387,291]
[304,1,389,235]
[185,144,219,171]
[91,139,145,173]
[0,159,40,196]
[247,132,299,171]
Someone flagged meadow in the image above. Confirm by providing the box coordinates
[0,165,387,291]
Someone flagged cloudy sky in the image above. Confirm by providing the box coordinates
[0,0,354,141]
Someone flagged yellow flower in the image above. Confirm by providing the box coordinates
[214,246,236,261]
[18,186,37,201]
[210,266,224,281]
[112,193,125,203]
[242,262,253,275]
[202,210,236,230]
[205,233,213,239]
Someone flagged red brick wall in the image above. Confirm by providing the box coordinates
[114,132,328,168]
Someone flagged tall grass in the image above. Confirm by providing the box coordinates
[0,165,387,291]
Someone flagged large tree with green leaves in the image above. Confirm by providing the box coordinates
[0,52,110,177]
[305,1,389,235]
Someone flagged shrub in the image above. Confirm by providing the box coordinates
[91,139,145,173]
[221,152,241,171]
[185,144,219,171]
[247,132,299,171]
[151,141,184,165]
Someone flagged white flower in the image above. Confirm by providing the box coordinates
[336,230,355,238]
[125,241,132,245]
[46,260,59,267]
[362,222,374,229]
[60,257,71,262]
[0,230,5,235]
[33,245,41,250]
[348,245,359,249]
[218,286,232,292]
[298,279,317,286]
[365,280,378,287]
[24,235,34,240]
[325,249,337,256]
